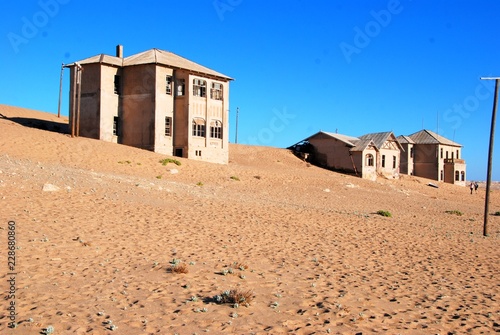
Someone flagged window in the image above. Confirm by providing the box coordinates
[165,116,172,136]
[166,75,172,95]
[114,75,121,95]
[176,78,185,96]
[440,170,444,181]
[365,154,374,166]
[440,148,443,158]
[210,120,222,139]
[192,118,206,137]
[456,150,459,159]
[455,171,460,181]
[193,78,206,97]
[195,150,202,157]
[461,171,465,181]
[446,151,449,159]
[113,116,119,135]
[210,82,223,100]
[381,155,386,168]
[393,156,396,169]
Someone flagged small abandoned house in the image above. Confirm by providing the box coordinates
[290,130,402,181]
[67,45,233,164]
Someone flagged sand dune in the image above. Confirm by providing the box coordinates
[0,104,499,334]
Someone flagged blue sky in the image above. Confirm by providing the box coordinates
[1,0,499,180]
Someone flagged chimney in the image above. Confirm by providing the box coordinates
[116,45,123,58]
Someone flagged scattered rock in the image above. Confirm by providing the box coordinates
[170,169,179,174]
[323,188,330,192]
[42,183,60,192]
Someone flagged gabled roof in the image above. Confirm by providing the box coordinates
[67,48,233,81]
[123,49,233,80]
[350,138,378,152]
[306,131,359,147]
[409,129,462,147]
[358,131,401,149]
[397,135,415,144]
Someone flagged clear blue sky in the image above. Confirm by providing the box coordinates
[1,0,499,180]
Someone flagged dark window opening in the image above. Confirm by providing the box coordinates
[381,155,386,168]
[166,75,172,95]
[176,78,185,96]
[210,120,222,139]
[165,116,172,136]
[193,78,207,97]
[113,116,119,136]
[114,75,121,95]
[210,82,223,100]
[392,156,396,169]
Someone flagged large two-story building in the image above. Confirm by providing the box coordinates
[67,45,233,164]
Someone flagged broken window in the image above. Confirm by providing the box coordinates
[193,78,206,97]
[210,120,222,139]
[210,82,223,100]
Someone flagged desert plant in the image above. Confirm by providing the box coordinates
[159,158,181,166]
[230,176,240,181]
[170,263,188,274]
[213,289,254,307]
[445,210,463,216]
[376,210,392,217]
[196,182,204,186]
[156,175,162,179]
[494,211,500,216]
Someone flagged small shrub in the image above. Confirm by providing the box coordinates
[196,182,204,187]
[159,158,181,166]
[494,211,500,216]
[445,210,463,216]
[170,263,188,274]
[230,176,240,181]
[254,175,261,180]
[156,175,162,179]
[376,210,392,217]
[213,289,254,307]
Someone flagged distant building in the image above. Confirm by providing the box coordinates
[290,130,402,181]
[291,129,466,185]
[67,45,233,164]
[403,129,466,186]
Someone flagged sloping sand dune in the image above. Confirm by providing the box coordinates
[0,104,498,334]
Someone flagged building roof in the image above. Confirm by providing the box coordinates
[396,135,415,144]
[67,48,233,81]
[350,138,377,152]
[317,131,359,146]
[409,129,462,147]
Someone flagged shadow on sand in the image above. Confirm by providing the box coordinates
[0,113,68,134]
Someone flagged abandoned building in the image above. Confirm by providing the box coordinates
[290,129,466,185]
[67,45,233,164]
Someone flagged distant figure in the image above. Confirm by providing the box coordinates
[474,181,479,193]
[470,182,474,194]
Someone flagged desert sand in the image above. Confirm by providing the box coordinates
[0,104,499,335]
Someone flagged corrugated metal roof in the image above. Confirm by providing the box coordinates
[123,49,233,80]
[397,135,415,144]
[315,131,359,146]
[409,129,462,147]
[67,48,233,80]
[358,131,393,149]
[350,138,377,152]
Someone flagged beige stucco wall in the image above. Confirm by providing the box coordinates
[121,64,156,150]
[99,65,120,143]
[399,143,414,175]
[153,66,174,155]
[378,146,400,178]
[308,137,357,172]
[361,148,377,181]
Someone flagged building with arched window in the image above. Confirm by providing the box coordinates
[67,45,233,164]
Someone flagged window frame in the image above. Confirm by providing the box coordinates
[365,154,374,167]
[192,118,206,137]
[193,78,207,98]
[165,116,172,136]
[210,120,222,139]
[210,82,223,100]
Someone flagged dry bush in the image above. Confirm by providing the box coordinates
[215,289,254,307]
[170,263,189,274]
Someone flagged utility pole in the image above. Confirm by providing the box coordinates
[235,107,239,144]
[480,77,500,237]
[57,62,64,118]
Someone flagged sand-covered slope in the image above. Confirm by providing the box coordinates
[0,104,498,334]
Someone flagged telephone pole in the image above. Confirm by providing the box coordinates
[235,107,239,144]
[480,77,500,237]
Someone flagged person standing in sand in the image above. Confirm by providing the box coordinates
[474,181,479,193]
[470,182,474,194]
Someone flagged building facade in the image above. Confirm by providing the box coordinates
[68,45,233,164]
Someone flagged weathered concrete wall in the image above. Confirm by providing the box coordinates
[413,144,438,180]
[308,136,356,172]
[378,147,400,178]
[121,64,155,150]
[399,143,413,175]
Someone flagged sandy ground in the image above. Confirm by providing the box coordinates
[0,104,499,335]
